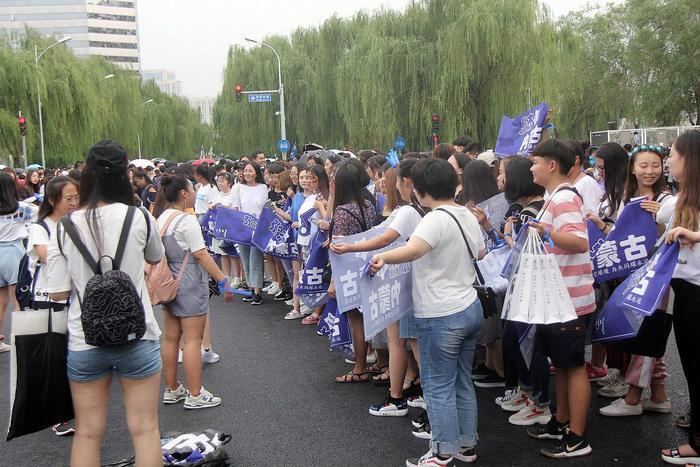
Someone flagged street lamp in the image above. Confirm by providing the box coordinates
[35,35,71,169]
[104,74,115,80]
[138,99,155,158]
[245,37,287,158]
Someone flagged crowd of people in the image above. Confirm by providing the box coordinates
[0,130,699,467]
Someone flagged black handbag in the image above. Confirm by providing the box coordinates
[437,208,499,318]
[608,310,672,358]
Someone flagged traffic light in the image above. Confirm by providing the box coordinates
[431,114,440,145]
[18,116,27,136]
[235,84,242,102]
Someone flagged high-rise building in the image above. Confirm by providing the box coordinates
[188,96,214,125]
[0,0,140,70]
[141,68,182,96]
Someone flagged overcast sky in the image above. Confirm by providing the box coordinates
[138,0,614,99]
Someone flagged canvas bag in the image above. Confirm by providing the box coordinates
[145,212,190,306]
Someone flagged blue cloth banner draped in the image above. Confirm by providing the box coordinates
[297,207,317,246]
[213,207,257,245]
[252,207,300,260]
[296,231,330,308]
[494,102,549,157]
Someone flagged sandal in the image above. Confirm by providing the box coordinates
[335,371,370,383]
[373,369,391,386]
[367,363,389,374]
[661,446,700,465]
[301,313,320,325]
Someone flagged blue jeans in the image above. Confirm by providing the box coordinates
[416,300,484,454]
[237,244,264,289]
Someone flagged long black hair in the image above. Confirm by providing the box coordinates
[596,142,629,218]
[153,174,191,218]
[307,165,330,198]
[38,176,79,221]
[504,158,544,202]
[243,161,266,185]
[331,160,368,213]
[461,160,500,204]
[0,173,19,215]
[196,165,215,188]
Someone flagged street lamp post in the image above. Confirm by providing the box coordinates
[245,38,287,159]
[34,36,71,169]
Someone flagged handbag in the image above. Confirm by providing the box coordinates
[7,305,74,440]
[436,208,498,318]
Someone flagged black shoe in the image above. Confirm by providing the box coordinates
[274,288,292,301]
[251,293,263,305]
[242,292,254,302]
[412,410,429,428]
[540,431,592,459]
[403,377,422,399]
[411,422,432,440]
[471,363,490,381]
[239,282,250,290]
[473,371,505,388]
[527,417,569,440]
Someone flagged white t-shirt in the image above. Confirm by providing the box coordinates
[411,205,484,318]
[297,194,319,247]
[673,221,700,286]
[0,202,37,242]
[232,183,268,217]
[213,190,235,208]
[47,204,165,351]
[157,209,206,253]
[656,194,677,225]
[195,184,219,215]
[388,205,423,240]
[574,174,604,215]
[27,218,65,304]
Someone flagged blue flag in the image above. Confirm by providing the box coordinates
[213,207,257,245]
[376,192,386,215]
[199,209,215,248]
[252,207,300,260]
[588,198,658,283]
[593,241,679,343]
[296,231,330,308]
[494,102,549,158]
[297,207,317,246]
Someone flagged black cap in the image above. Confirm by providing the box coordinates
[86,140,128,172]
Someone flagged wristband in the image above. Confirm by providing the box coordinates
[543,228,555,248]
[218,278,228,293]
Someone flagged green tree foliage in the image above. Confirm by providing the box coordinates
[215,0,698,154]
[0,32,210,167]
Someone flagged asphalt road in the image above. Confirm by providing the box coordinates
[0,293,692,467]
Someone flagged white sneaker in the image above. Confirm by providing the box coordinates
[267,283,282,296]
[596,368,621,387]
[366,350,378,365]
[184,387,222,409]
[262,282,274,292]
[230,276,242,289]
[201,347,220,364]
[598,374,629,398]
[641,398,672,413]
[599,397,643,417]
[285,299,294,306]
[163,383,187,405]
[500,390,531,413]
[508,400,551,426]
[300,304,313,316]
[0,342,10,353]
[495,388,517,407]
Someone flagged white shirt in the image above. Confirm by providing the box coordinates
[411,205,484,318]
[574,174,604,215]
[387,205,423,240]
[27,218,65,304]
[157,209,206,253]
[47,204,165,351]
[213,190,235,208]
[673,221,700,286]
[195,184,219,215]
[232,183,268,217]
[0,202,37,242]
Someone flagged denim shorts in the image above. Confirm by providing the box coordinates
[0,240,24,287]
[67,339,162,382]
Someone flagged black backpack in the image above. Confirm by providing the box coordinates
[15,220,49,310]
[58,206,146,347]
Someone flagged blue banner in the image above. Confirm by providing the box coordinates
[297,206,317,246]
[252,207,300,260]
[329,228,387,313]
[213,207,257,245]
[494,102,549,157]
[296,231,330,308]
[199,208,215,248]
[316,298,353,355]
[593,241,679,343]
[376,192,386,214]
[588,198,658,283]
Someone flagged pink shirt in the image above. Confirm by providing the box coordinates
[540,184,596,316]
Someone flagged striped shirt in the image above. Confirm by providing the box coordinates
[540,184,596,316]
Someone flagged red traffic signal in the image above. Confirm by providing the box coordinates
[235,84,242,102]
[18,116,27,136]
[431,114,441,123]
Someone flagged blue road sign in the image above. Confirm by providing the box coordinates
[277,139,291,153]
[394,135,406,151]
[248,93,272,103]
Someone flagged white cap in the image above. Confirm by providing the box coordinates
[476,150,497,167]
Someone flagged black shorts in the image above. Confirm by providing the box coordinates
[535,315,591,369]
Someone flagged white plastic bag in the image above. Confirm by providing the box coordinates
[477,244,510,295]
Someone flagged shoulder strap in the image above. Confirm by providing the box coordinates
[435,208,485,286]
[113,206,136,270]
[337,205,368,232]
[536,185,581,221]
[138,206,151,244]
[60,214,100,275]
[160,211,182,236]
[654,192,670,203]
[37,219,50,237]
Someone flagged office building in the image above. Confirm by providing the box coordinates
[141,68,182,97]
[0,0,141,70]
[188,96,214,125]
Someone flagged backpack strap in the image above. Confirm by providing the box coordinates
[137,206,151,244]
[113,206,136,271]
[160,211,182,236]
[60,214,101,275]
[37,219,50,237]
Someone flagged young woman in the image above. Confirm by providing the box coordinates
[263,163,287,298]
[599,144,674,418]
[46,141,164,467]
[331,159,422,415]
[662,130,700,465]
[232,161,269,305]
[156,174,232,410]
[288,163,301,196]
[448,153,471,203]
[324,154,341,178]
[25,169,42,196]
[194,165,219,219]
[0,173,37,353]
[366,155,385,196]
[133,170,157,214]
[370,158,484,466]
[374,165,405,226]
[330,160,376,383]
